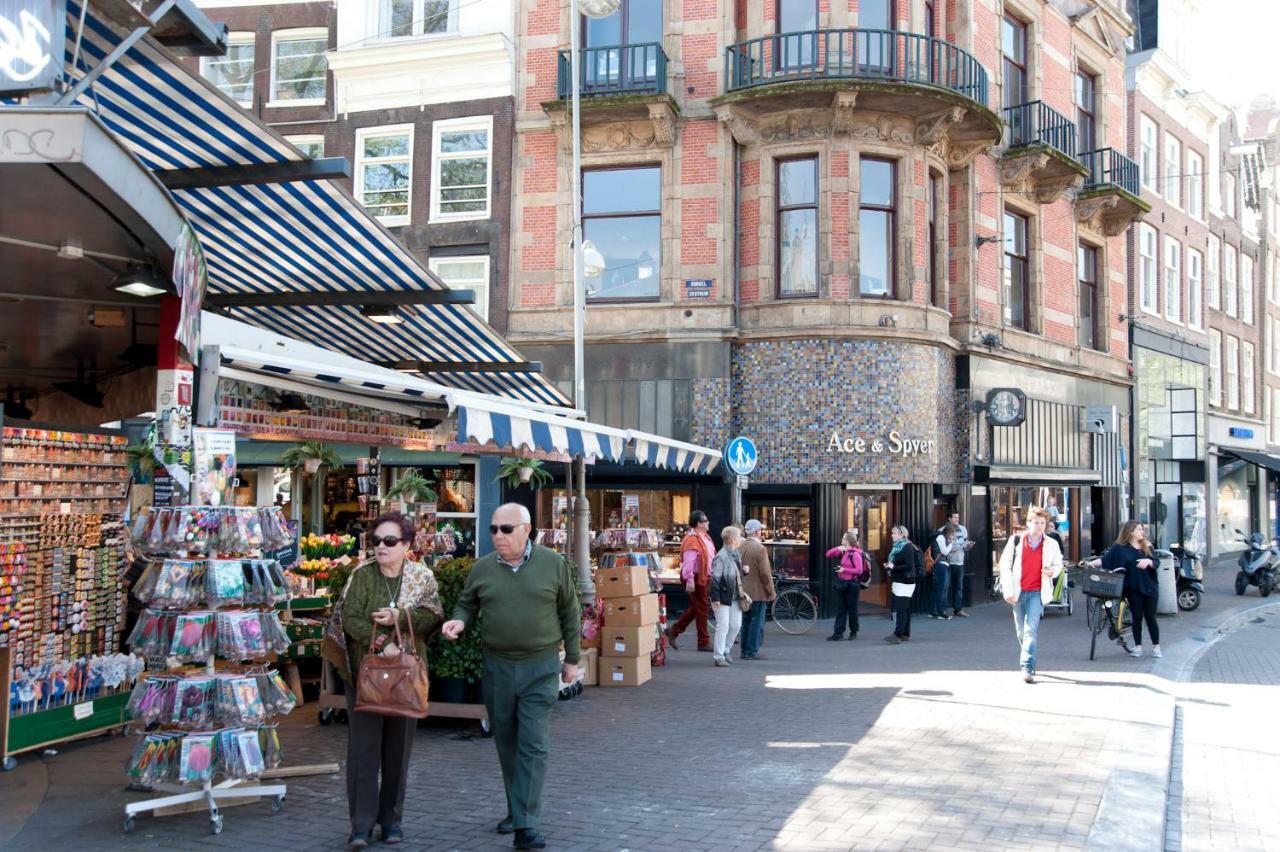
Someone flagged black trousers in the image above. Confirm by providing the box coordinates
[1127,591,1160,646]
[832,581,860,637]
[345,684,416,835]
[892,593,912,638]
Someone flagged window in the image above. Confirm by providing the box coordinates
[1268,315,1275,375]
[285,135,324,159]
[355,126,412,225]
[1164,236,1181,323]
[271,30,328,104]
[1003,210,1030,330]
[1078,243,1100,350]
[1140,115,1158,191]
[924,0,935,36]
[1164,134,1181,207]
[1225,172,1237,219]
[1274,388,1280,444]
[382,0,457,37]
[583,0,662,85]
[1187,248,1203,330]
[1207,234,1221,309]
[859,158,895,298]
[1186,150,1203,219]
[1243,342,1256,414]
[778,156,819,297]
[777,0,819,67]
[430,116,492,222]
[429,256,490,321]
[1225,244,1238,317]
[1002,16,1028,109]
[1209,329,1222,406]
[928,173,942,307]
[583,166,661,301]
[1139,224,1158,314]
[1075,70,1096,153]
[1227,335,1240,410]
[1241,254,1255,325]
[202,33,255,106]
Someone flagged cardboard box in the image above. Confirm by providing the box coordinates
[598,654,652,687]
[602,593,659,627]
[599,625,657,658]
[581,647,598,686]
[595,565,650,598]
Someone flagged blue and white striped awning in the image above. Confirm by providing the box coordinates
[51,6,567,407]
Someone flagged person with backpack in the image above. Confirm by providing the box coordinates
[825,529,868,640]
[996,507,1063,683]
[928,523,962,620]
[884,525,922,644]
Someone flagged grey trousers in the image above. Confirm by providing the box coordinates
[482,653,561,831]
[345,685,416,834]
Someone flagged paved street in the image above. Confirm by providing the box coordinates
[2,579,1278,852]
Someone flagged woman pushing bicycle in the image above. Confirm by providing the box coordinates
[1093,521,1162,659]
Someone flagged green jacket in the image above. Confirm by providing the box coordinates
[341,560,443,678]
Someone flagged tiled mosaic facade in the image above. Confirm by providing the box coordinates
[690,377,732,453]
[726,339,960,484]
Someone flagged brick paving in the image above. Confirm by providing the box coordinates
[1,579,1276,852]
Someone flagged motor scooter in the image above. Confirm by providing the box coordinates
[1168,543,1204,611]
[1233,529,1277,597]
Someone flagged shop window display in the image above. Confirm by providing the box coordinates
[845,491,896,606]
[536,487,691,577]
[990,486,1075,577]
[747,505,810,581]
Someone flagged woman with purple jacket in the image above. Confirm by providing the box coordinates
[825,530,869,640]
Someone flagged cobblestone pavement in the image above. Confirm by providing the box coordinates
[2,577,1276,852]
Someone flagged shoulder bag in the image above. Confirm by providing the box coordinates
[355,607,430,719]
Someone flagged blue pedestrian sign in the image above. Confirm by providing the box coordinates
[725,437,758,476]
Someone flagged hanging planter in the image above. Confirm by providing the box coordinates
[495,457,554,490]
[303,457,321,474]
[384,469,437,512]
[279,441,343,475]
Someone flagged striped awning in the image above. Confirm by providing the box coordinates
[53,5,566,407]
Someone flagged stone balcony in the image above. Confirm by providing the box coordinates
[999,100,1089,203]
[1076,148,1150,235]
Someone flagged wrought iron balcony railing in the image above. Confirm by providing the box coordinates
[1003,100,1076,159]
[556,43,668,99]
[1079,148,1140,196]
[724,28,989,106]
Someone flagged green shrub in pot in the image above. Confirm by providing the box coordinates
[429,557,483,684]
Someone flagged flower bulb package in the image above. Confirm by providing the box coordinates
[128,609,289,662]
[129,506,293,557]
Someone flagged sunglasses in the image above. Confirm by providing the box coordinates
[489,524,519,535]
[371,536,404,548]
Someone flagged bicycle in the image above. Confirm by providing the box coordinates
[771,581,818,634]
[1080,562,1133,660]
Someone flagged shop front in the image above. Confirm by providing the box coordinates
[1206,414,1277,563]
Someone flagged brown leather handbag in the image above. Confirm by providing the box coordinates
[355,608,430,719]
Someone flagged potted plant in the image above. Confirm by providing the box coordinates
[429,557,483,703]
[496,457,554,490]
[126,437,156,484]
[384,468,437,512]
[279,440,342,475]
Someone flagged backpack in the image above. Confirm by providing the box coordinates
[911,543,928,584]
[848,548,867,578]
[922,537,938,575]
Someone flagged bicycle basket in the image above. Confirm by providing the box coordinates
[1081,570,1125,599]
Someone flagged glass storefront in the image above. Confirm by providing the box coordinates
[747,504,811,581]
[1216,456,1253,554]
[990,485,1078,574]
[537,486,693,576]
[1134,347,1207,547]
[844,490,897,606]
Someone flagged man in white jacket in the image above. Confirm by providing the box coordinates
[997,508,1063,683]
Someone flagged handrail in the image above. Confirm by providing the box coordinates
[556,42,668,99]
[724,28,989,106]
[1003,100,1076,159]
[1079,148,1140,196]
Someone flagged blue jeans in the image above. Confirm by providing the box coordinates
[947,563,965,613]
[1012,591,1044,673]
[740,601,767,657]
[931,565,950,616]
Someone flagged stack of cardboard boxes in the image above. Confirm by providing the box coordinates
[595,563,658,687]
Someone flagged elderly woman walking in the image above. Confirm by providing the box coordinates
[709,526,745,667]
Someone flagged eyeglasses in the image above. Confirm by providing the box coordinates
[489,524,518,535]
[372,536,403,548]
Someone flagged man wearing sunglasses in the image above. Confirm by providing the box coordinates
[442,502,580,851]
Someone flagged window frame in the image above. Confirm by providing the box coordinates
[354,124,414,227]
[1078,241,1100,351]
[928,171,943,308]
[269,28,329,107]
[1187,247,1203,331]
[381,0,460,39]
[1274,388,1280,444]
[1074,69,1097,153]
[582,164,663,304]
[1225,243,1238,318]
[1003,209,1031,331]
[1227,334,1240,411]
[1207,234,1221,310]
[1140,115,1158,192]
[1163,235,1181,324]
[1267,315,1275,376]
[429,115,494,224]
[1241,253,1255,325]
[1001,14,1029,110]
[201,31,256,107]
[1186,149,1203,220]
[857,156,897,300]
[428,255,491,321]
[284,134,325,159]
[1138,223,1158,315]
[1209,328,1222,406]
[1243,341,1256,415]
[1163,133,1182,208]
[776,154,821,299]
[1225,171,1237,219]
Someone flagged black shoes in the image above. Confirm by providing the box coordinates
[515,828,547,849]
[497,816,515,834]
[666,633,679,650]
[848,632,858,640]
[827,634,844,641]
[380,824,403,845]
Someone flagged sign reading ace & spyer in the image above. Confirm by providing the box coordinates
[825,430,936,458]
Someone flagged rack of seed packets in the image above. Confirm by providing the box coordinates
[121,505,293,835]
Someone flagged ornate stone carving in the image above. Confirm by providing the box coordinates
[851,116,913,145]
[830,91,858,135]
[1075,194,1120,233]
[999,152,1049,189]
[716,108,759,145]
[0,129,79,162]
[1034,173,1084,205]
[948,140,993,168]
[761,112,828,143]
[581,120,657,153]
[647,101,676,147]
[916,107,965,146]
[548,111,571,152]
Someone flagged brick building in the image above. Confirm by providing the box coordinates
[508,0,1145,611]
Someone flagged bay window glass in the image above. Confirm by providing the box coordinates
[778,156,819,297]
[584,166,662,301]
[859,158,896,298]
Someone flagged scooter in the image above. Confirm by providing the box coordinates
[1233,529,1277,597]
[1168,543,1204,611]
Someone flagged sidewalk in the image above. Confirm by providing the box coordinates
[0,581,1275,851]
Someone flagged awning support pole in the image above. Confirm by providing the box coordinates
[573,454,593,607]
[55,0,179,106]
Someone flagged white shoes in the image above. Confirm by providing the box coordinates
[1129,646,1143,658]
[1152,647,1163,658]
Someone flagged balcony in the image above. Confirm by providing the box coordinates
[999,101,1088,203]
[544,43,677,151]
[1075,148,1149,235]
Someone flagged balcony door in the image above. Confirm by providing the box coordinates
[857,0,896,76]
[775,0,818,71]
[583,0,662,93]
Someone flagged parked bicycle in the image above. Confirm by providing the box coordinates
[1079,560,1133,660]
[771,580,818,634]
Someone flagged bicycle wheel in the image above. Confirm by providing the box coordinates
[772,588,817,634]
[1086,597,1104,661]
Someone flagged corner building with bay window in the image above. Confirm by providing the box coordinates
[509,0,1144,613]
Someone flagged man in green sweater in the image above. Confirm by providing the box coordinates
[442,502,580,851]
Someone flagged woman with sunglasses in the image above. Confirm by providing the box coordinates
[340,512,443,847]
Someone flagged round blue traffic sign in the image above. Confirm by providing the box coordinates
[724,437,758,476]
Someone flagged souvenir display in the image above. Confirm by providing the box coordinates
[8,652,143,716]
[125,670,292,729]
[132,558,288,609]
[129,506,292,558]
[126,608,289,661]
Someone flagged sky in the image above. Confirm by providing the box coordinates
[1185,1,1280,110]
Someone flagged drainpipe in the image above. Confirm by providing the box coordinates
[732,140,742,331]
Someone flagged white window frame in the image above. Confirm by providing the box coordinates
[201,32,256,107]
[1274,388,1280,444]
[380,0,460,39]
[1225,244,1238,318]
[1207,234,1221,310]
[1267,314,1275,375]
[1241,254,1255,325]
[269,28,329,108]
[430,115,493,223]
[1164,134,1181,208]
[355,124,414,227]
[1163,236,1181,323]
[428,255,490,321]
[1227,334,1240,410]
[1187,247,1203,331]
[1139,224,1159,315]
[1209,328,1222,406]
[1140,115,1158,192]
[284,134,325,159]
[1186,150,1203,220]
[1225,172,1238,219]
[1243,342,1256,415]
